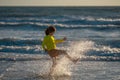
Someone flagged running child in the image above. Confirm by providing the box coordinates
[42,26,78,75]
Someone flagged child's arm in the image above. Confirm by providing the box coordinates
[55,37,67,44]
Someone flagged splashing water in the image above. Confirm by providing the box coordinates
[50,40,95,76]
[51,57,71,76]
[5,40,120,78]
[67,40,95,58]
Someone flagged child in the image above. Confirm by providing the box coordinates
[42,26,78,75]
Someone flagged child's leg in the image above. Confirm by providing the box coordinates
[59,50,77,62]
[48,49,78,65]
[49,57,57,75]
[58,50,79,63]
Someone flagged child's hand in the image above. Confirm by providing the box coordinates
[63,37,67,41]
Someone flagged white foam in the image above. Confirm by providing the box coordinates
[67,41,95,58]
[0,45,43,52]
[0,21,119,28]
[50,40,95,76]
[97,18,120,22]
[51,56,71,76]
[93,45,120,54]
[3,40,120,78]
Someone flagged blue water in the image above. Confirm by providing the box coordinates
[0,6,120,61]
[0,6,120,80]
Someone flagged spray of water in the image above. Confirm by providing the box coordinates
[67,40,94,58]
[3,40,94,78]
[3,40,120,79]
[50,40,95,76]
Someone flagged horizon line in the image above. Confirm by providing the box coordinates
[0,5,120,7]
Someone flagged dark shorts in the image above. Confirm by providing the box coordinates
[47,49,66,58]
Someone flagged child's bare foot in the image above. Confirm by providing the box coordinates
[72,58,79,64]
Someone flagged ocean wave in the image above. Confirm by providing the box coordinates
[63,15,120,21]
[81,44,120,61]
[93,45,120,53]
[0,38,42,46]
[0,45,43,54]
[0,53,48,61]
[0,15,120,27]
[2,16,120,23]
[68,40,120,55]
[96,18,120,22]
[0,13,42,18]
[0,40,120,61]
[0,22,119,29]
[0,38,43,54]
[63,40,120,61]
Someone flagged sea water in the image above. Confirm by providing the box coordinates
[0,6,120,80]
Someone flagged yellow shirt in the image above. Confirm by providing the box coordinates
[42,35,64,51]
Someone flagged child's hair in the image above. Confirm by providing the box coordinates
[45,26,56,35]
